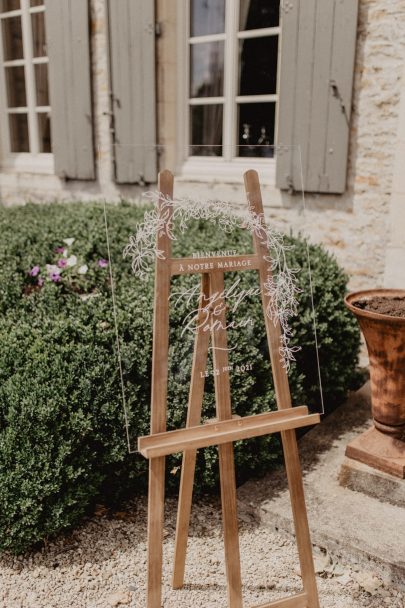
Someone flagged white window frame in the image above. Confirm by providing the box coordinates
[0,0,53,173]
[176,0,280,183]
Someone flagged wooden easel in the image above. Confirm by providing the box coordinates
[138,170,321,608]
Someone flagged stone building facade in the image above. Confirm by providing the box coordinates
[0,0,404,290]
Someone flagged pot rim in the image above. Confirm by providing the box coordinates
[345,289,405,323]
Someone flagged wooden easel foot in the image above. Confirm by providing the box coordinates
[251,591,307,608]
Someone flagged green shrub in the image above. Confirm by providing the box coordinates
[0,202,360,553]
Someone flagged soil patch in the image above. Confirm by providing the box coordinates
[354,296,405,318]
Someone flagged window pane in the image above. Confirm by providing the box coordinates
[30,0,43,6]
[2,15,23,60]
[5,65,26,106]
[0,1,19,12]
[190,41,224,98]
[34,62,48,105]
[239,0,279,30]
[37,111,51,152]
[238,102,275,157]
[31,11,46,57]
[191,0,225,37]
[239,36,278,95]
[190,104,223,156]
[9,112,29,151]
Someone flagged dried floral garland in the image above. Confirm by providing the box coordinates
[123,192,301,368]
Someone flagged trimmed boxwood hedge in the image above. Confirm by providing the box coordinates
[0,202,360,554]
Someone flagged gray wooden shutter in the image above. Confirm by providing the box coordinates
[108,0,157,184]
[276,0,359,194]
[45,0,94,180]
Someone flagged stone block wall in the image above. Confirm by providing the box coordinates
[287,0,405,291]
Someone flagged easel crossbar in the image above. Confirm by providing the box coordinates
[251,591,308,608]
[138,407,320,459]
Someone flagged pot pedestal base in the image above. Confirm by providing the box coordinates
[339,457,405,507]
[345,426,405,479]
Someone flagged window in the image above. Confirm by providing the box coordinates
[0,0,51,164]
[184,0,280,163]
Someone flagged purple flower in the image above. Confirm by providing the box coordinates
[29,265,40,277]
[50,272,61,283]
[55,247,66,254]
[38,277,44,287]
[57,258,67,268]
[98,259,108,268]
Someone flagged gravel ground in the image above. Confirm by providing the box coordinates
[0,495,403,608]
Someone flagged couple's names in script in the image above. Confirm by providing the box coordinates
[171,276,260,338]
[171,249,259,339]
[170,249,257,374]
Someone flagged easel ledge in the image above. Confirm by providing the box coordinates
[138,406,320,459]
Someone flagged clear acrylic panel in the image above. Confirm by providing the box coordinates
[103,144,324,454]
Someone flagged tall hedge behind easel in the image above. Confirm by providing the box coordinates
[138,170,321,608]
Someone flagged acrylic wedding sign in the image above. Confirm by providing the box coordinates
[103,144,324,608]
[104,146,327,608]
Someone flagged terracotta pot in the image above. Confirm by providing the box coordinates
[345,289,405,438]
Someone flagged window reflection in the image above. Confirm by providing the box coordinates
[190,41,224,98]
[2,15,23,60]
[31,11,46,57]
[190,104,223,156]
[37,111,51,152]
[9,113,29,152]
[238,102,275,157]
[191,0,225,37]
[239,0,279,30]
[34,63,49,105]
[239,36,278,95]
[0,1,19,12]
[5,65,26,106]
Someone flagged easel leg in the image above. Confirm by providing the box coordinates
[210,272,244,608]
[281,430,320,608]
[147,456,166,608]
[172,450,199,589]
[172,274,211,589]
[218,442,243,608]
[147,170,173,607]
[244,169,320,608]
